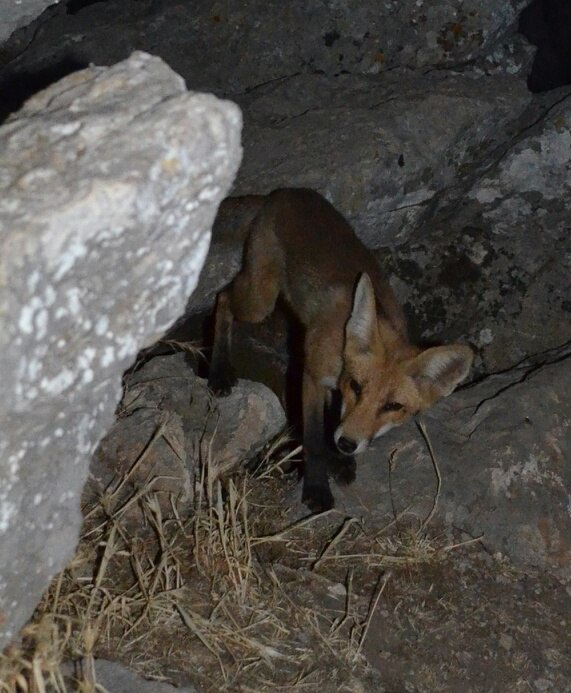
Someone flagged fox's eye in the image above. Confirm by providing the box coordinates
[383,401,403,412]
[349,379,362,397]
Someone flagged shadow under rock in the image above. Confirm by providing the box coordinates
[0,55,87,123]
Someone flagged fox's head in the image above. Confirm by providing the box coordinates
[334,273,473,456]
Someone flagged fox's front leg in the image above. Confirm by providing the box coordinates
[323,387,357,486]
[208,289,237,396]
[301,372,335,512]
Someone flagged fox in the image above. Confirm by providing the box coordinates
[208,188,473,512]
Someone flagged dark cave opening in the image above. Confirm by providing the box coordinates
[519,0,571,92]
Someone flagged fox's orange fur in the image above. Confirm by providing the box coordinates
[208,188,473,511]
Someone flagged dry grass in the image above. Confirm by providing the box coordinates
[2,418,473,692]
[0,616,73,692]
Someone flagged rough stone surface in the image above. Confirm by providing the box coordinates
[0,0,59,45]
[0,0,529,98]
[386,88,571,374]
[90,352,286,522]
[212,377,287,475]
[331,344,571,578]
[236,70,531,246]
[462,87,571,368]
[466,92,571,233]
[0,52,242,647]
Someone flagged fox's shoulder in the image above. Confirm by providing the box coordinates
[212,194,266,244]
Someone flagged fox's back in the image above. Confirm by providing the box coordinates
[270,189,377,283]
[261,189,405,334]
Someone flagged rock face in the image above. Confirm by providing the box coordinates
[0,0,535,248]
[0,0,60,45]
[388,88,571,374]
[0,0,529,97]
[236,70,531,247]
[459,89,571,369]
[0,51,242,648]
[333,344,571,578]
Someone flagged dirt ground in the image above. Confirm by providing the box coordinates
[7,425,569,693]
[4,307,569,693]
[84,308,570,693]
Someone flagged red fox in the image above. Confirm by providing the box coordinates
[208,188,473,512]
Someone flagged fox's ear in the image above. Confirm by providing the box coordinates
[346,273,377,353]
[405,345,473,404]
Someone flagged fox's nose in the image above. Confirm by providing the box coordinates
[337,436,358,455]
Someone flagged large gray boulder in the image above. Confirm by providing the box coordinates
[0,51,242,648]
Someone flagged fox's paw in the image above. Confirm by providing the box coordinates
[302,483,335,513]
[329,455,356,486]
[208,365,238,397]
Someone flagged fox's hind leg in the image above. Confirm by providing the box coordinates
[208,288,238,395]
[208,215,281,396]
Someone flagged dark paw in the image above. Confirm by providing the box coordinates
[302,484,335,513]
[208,366,237,396]
[329,455,356,486]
